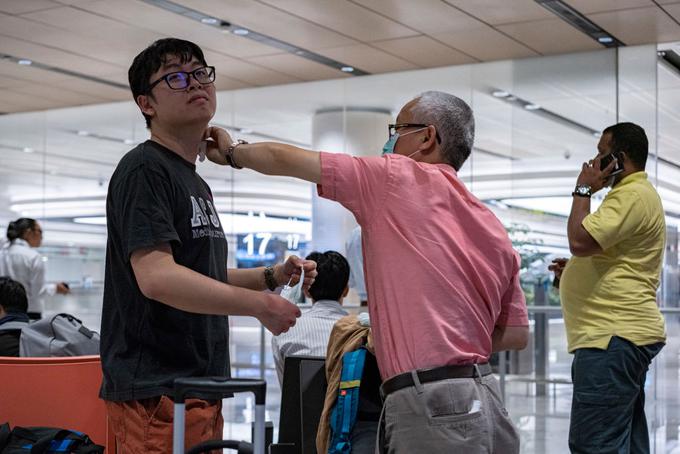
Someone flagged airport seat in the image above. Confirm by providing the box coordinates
[0,355,115,452]
[276,356,327,454]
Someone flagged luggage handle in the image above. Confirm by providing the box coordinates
[173,377,266,405]
[173,378,266,454]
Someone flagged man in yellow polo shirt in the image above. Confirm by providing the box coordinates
[553,122,666,454]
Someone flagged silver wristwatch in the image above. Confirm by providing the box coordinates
[226,139,248,169]
[572,184,592,198]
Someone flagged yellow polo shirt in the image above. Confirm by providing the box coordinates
[560,172,666,352]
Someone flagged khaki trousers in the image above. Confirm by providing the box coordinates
[378,374,519,453]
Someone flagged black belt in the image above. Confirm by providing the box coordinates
[381,363,492,397]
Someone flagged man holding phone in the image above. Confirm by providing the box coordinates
[551,122,666,453]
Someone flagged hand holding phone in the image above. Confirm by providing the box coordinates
[599,151,623,177]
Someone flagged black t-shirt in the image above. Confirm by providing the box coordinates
[100,140,230,401]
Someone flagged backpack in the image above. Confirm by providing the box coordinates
[328,347,367,454]
[0,423,104,454]
[19,314,99,357]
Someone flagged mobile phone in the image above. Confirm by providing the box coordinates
[599,151,624,176]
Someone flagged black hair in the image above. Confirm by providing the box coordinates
[602,122,648,170]
[128,38,208,129]
[6,218,37,242]
[0,277,28,314]
[305,251,350,302]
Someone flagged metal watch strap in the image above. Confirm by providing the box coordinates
[264,266,278,291]
[226,139,248,169]
[572,184,592,198]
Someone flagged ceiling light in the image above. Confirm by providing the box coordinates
[123,139,135,145]
[17,59,32,66]
[201,17,219,25]
[22,147,34,153]
[341,66,355,73]
[536,0,624,48]
[77,130,90,136]
[239,128,253,134]
[233,28,249,35]
[489,88,597,136]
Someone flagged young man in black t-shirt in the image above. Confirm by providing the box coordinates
[101,38,316,453]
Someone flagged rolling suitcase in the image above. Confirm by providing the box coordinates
[172,377,267,454]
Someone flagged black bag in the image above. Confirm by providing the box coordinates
[0,423,104,454]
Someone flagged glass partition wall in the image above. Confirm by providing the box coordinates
[1,44,678,452]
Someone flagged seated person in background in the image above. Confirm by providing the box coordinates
[272,250,350,385]
[0,276,30,357]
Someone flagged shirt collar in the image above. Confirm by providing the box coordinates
[309,299,348,315]
[11,238,30,248]
[616,171,647,188]
[0,312,30,324]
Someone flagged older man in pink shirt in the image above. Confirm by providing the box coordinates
[208,91,529,453]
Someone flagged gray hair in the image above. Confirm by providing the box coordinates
[409,91,475,170]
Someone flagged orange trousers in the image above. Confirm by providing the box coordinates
[105,396,223,454]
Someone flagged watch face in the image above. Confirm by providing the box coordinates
[576,185,591,195]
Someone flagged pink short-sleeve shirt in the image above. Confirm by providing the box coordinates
[318,152,528,379]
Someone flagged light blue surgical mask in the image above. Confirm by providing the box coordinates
[381,133,399,155]
[381,127,426,156]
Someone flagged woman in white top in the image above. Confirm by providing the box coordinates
[0,218,69,319]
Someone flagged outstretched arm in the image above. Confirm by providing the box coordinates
[204,127,322,183]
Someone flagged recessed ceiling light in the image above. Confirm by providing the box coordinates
[22,147,34,153]
[492,90,510,98]
[524,103,541,110]
[123,139,135,145]
[77,130,90,136]
[17,59,32,66]
[201,17,219,25]
[593,131,602,137]
[341,66,355,73]
[232,28,249,36]
[598,36,614,44]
